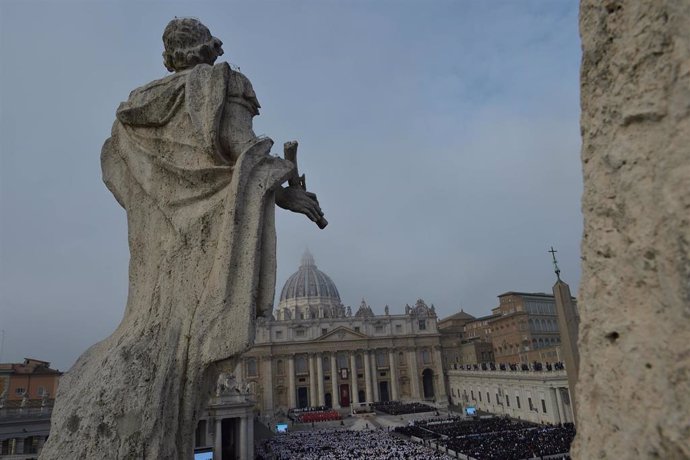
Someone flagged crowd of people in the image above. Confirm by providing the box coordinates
[256,428,455,460]
[396,416,535,439]
[441,423,575,460]
[454,361,566,372]
[372,401,436,415]
[288,406,340,423]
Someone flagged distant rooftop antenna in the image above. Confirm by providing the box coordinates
[549,246,561,281]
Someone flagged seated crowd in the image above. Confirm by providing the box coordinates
[372,401,436,415]
[394,416,575,460]
[288,406,341,423]
[256,428,455,460]
[456,361,566,372]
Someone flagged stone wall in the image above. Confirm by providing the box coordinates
[575,1,690,458]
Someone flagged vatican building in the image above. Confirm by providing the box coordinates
[234,251,447,417]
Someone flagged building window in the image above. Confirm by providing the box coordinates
[541,399,547,413]
[478,392,482,402]
[323,356,330,373]
[395,324,402,333]
[38,386,47,397]
[337,353,348,369]
[375,325,384,334]
[296,355,308,374]
[15,387,26,395]
[321,328,328,335]
[516,396,521,409]
[471,390,474,400]
[275,330,283,339]
[354,326,360,333]
[356,354,364,370]
[528,397,534,411]
[506,395,510,406]
[487,392,490,404]
[418,320,426,330]
[296,329,305,338]
[246,358,258,377]
[376,351,387,368]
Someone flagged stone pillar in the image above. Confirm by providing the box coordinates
[264,358,274,416]
[246,413,254,460]
[239,417,247,460]
[287,355,296,409]
[389,349,399,401]
[576,1,690,458]
[330,353,340,409]
[213,419,222,460]
[350,353,359,406]
[316,353,325,406]
[408,349,420,399]
[553,278,579,422]
[364,351,373,403]
[371,352,380,402]
[554,387,564,424]
[309,354,317,407]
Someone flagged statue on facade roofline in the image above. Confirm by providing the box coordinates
[42,18,326,460]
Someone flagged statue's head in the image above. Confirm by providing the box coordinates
[162,18,224,72]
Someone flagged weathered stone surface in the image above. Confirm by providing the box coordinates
[41,19,323,459]
[575,1,690,458]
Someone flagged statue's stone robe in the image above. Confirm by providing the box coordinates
[41,63,293,459]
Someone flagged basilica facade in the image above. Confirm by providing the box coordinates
[235,251,446,416]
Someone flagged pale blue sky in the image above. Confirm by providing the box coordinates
[0,1,582,370]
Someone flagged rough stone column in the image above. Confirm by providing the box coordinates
[330,353,340,409]
[363,351,373,403]
[551,387,562,424]
[316,354,325,406]
[246,413,254,460]
[371,353,380,401]
[389,349,399,401]
[576,2,690,458]
[287,355,296,408]
[350,353,359,405]
[433,346,447,403]
[308,354,317,407]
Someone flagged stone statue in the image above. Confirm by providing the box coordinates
[42,18,324,460]
[384,305,389,315]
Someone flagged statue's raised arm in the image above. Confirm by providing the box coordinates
[41,18,326,460]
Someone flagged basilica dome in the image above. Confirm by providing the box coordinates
[276,250,344,320]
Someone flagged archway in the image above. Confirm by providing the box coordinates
[422,368,435,399]
[325,392,332,408]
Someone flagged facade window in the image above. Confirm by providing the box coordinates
[355,354,364,370]
[38,386,47,397]
[506,395,510,406]
[541,399,547,413]
[296,355,308,374]
[376,351,387,368]
[516,396,521,409]
[395,324,402,333]
[528,397,534,411]
[354,326,360,333]
[418,320,426,330]
[15,387,26,395]
[487,392,490,403]
[246,358,258,377]
[296,329,305,338]
[337,353,348,369]
[321,328,328,335]
[275,330,283,339]
[421,350,431,364]
[478,392,482,402]
[471,390,474,400]
[375,325,384,334]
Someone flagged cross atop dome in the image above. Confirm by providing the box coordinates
[300,248,316,267]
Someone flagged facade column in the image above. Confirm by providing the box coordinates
[309,354,318,407]
[364,351,373,403]
[370,352,380,402]
[330,353,340,409]
[408,349,420,399]
[246,412,254,460]
[389,349,399,401]
[551,387,563,424]
[316,353,325,406]
[239,417,248,460]
[264,357,274,415]
[288,355,296,408]
[213,418,222,460]
[350,353,360,406]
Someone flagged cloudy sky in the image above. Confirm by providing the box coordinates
[0,1,582,371]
